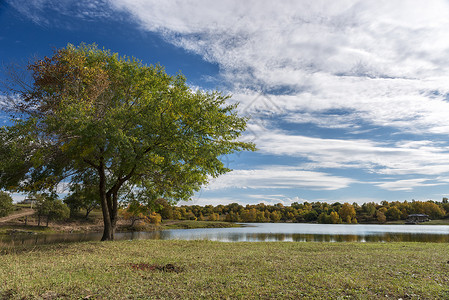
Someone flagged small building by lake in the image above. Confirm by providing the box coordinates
[405,214,430,224]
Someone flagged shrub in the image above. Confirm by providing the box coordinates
[148,212,162,226]
[0,191,14,217]
[35,194,70,226]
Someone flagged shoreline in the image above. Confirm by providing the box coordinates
[1,207,448,237]
[2,218,449,237]
[0,220,242,236]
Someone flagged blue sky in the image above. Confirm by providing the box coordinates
[2,0,449,206]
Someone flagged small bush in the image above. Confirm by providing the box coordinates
[0,191,14,217]
[148,212,162,225]
[131,221,152,231]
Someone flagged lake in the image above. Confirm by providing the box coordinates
[2,223,449,246]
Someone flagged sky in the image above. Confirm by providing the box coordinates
[2,0,449,206]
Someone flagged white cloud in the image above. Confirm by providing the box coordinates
[12,0,449,134]
[375,178,444,191]
[255,195,315,206]
[232,76,449,135]
[204,166,355,191]
[178,196,239,207]
[108,0,449,136]
[11,1,449,135]
[179,194,308,206]
[251,128,449,175]
[9,193,27,203]
[182,194,299,206]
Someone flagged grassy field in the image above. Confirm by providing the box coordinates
[0,240,448,299]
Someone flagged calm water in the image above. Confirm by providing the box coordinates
[2,223,449,247]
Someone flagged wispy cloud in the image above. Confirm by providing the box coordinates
[178,196,240,207]
[12,0,449,136]
[181,194,300,206]
[205,166,356,191]
[251,127,449,175]
[8,0,114,26]
[375,178,444,191]
[247,194,312,206]
[107,0,449,136]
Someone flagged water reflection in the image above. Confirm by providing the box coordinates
[1,223,449,247]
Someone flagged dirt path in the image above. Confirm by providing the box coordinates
[0,209,35,223]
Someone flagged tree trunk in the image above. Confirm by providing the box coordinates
[101,216,113,241]
[99,159,115,241]
[98,156,134,241]
[100,187,114,240]
[102,197,117,241]
[101,182,123,240]
[85,206,94,219]
[110,191,119,238]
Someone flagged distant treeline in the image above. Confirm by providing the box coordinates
[160,199,449,223]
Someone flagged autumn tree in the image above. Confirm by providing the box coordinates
[225,211,240,222]
[385,206,402,221]
[120,200,161,227]
[208,213,219,221]
[270,210,281,222]
[255,210,266,222]
[362,202,376,217]
[0,44,255,240]
[329,211,341,224]
[339,203,357,223]
[376,209,387,223]
[241,208,257,222]
[155,198,174,220]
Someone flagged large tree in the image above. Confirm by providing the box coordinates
[0,44,255,240]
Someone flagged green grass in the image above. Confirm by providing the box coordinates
[13,204,32,209]
[423,219,449,225]
[386,219,449,225]
[0,240,448,299]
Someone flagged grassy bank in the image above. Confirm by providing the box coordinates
[0,225,56,235]
[0,211,240,235]
[417,219,449,225]
[385,219,449,225]
[1,240,448,299]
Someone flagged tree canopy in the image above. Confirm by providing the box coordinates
[168,199,448,224]
[0,43,255,240]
